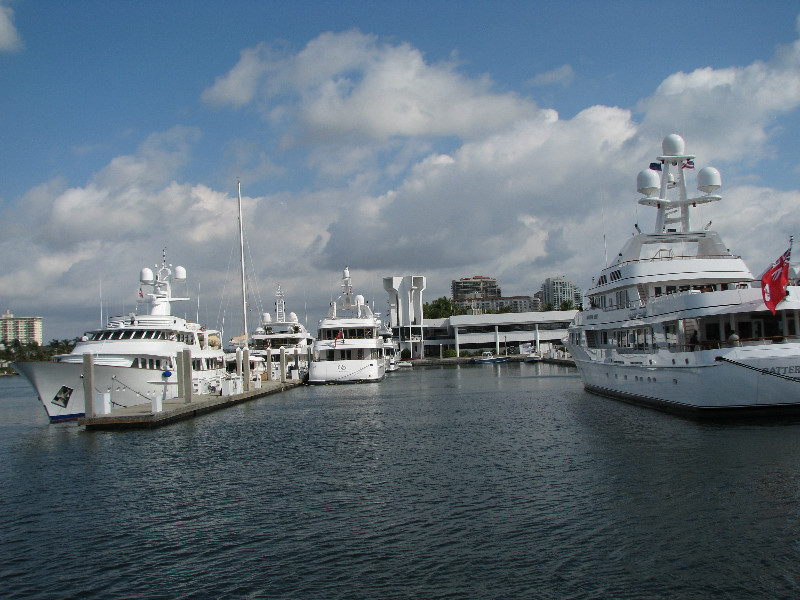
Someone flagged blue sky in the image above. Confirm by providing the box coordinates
[2,1,800,340]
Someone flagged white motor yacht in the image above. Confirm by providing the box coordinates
[13,255,226,422]
[250,285,314,379]
[308,267,385,384]
[566,134,800,416]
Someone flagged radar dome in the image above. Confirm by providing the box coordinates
[262,313,272,324]
[662,134,685,156]
[355,294,365,306]
[288,312,298,322]
[697,166,721,193]
[140,268,154,285]
[173,265,187,282]
[637,169,660,196]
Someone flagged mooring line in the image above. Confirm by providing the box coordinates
[714,356,800,382]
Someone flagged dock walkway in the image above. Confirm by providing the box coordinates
[78,379,302,430]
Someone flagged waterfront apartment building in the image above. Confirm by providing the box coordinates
[451,276,501,301]
[540,276,582,309]
[453,295,540,314]
[1,309,43,346]
[452,275,540,315]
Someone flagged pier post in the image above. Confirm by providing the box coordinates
[82,353,95,419]
[294,348,299,378]
[153,372,165,413]
[266,352,272,381]
[182,348,192,403]
[280,347,286,383]
[494,326,500,356]
[243,347,250,392]
[175,352,185,400]
[236,348,242,377]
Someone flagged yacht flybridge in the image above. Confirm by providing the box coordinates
[13,254,226,422]
[566,134,800,416]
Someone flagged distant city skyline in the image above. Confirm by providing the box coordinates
[2,2,800,339]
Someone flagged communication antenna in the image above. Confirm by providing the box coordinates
[600,192,609,267]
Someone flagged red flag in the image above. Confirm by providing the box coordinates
[334,329,343,348]
[761,245,792,315]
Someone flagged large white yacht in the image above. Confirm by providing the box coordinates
[308,267,385,384]
[250,285,314,378]
[566,134,800,416]
[13,255,226,422]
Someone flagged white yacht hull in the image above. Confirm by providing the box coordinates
[307,359,385,384]
[573,343,800,415]
[12,361,224,422]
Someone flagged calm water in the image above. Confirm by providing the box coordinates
[2,362,800,599]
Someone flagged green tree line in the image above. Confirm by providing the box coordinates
[1,338,78,366]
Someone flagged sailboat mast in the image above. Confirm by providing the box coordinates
[238,181,249,348]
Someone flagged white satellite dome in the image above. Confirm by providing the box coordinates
[262,313,272,324]
[140,268,154,285]
[662,134,685,156]
[173,265,187,282]
[697,166,721,194]
[355,294,365,306]
[637,169,660,196]
[288,311,299,323]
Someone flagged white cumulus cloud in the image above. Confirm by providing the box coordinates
[527,64,574,88]
[0,3,22,52]
[203,30,538,143]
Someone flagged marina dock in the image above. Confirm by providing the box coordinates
[78,379,302,430]
[405,355,575,367]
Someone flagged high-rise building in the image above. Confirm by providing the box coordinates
[540,277,582,310]
[1,310,43,345]
[451,276,501,301]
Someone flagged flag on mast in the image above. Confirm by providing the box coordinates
[761,238,793,315]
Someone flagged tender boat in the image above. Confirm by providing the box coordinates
[524,351,542,363]
[308,267,386,384]
[13,255,227,422]
[250,285,314,379]
[473,351,510,364]
[566,134,800,416]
